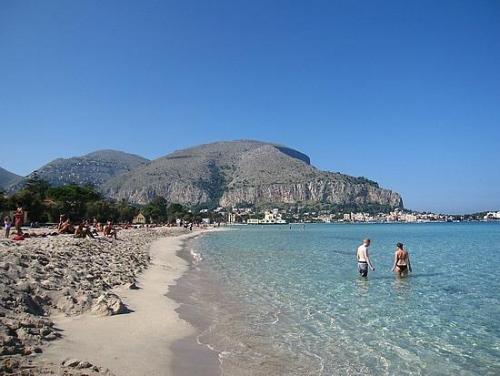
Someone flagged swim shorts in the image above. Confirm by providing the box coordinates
[358,262,368,277]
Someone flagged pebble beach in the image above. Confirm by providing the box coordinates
[0,226,218,375]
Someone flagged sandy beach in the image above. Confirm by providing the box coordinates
[42,230,220,376]
[0,227,222,375]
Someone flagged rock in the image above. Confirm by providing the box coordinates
[22,294,44,315]
[127,282,139,290]
[62,358,81,367]
[22,347,32,355]
[56,295,76,313]
[91,293,128,316]
[43,333,58,341]
[16,281,31,293]
[76,360,92,369]
[1,358,20,373]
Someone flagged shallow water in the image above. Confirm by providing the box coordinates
[178,223,500,375]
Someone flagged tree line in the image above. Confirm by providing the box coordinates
[0,177,217,224]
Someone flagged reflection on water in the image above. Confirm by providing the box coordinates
[181,223,500,376]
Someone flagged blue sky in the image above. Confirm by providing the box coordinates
[1,0,499,214]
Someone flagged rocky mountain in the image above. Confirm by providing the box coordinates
[102,140,403,209]
[13,150,149,190]
[0,167,21,190]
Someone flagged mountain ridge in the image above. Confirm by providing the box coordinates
[10,150,149,191]
[102,140,403,209]
[5,141,403,210]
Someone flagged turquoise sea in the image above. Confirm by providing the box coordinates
[176,223,500,375]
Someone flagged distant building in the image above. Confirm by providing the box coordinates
[248,209,287,224]
[484,211,500,220]
[228,213,237,223]
[133,213,146,224]
[400,213,417,222]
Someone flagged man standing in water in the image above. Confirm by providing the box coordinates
[357,239,375,277]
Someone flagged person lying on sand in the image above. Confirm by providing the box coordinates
[391,242,412,277]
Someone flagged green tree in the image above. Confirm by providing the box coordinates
[46,185,101,220]
[167,203,186,223]
[142,197,168,223]
[115,199,139,223]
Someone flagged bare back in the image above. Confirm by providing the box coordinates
[357,245,368,262]
[396,249,408,266]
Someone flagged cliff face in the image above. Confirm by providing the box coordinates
[103,141,403,209]
[219,180,403,208]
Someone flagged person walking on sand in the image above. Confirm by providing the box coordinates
[391,242,412,277]
[4,216,12,238]
[357,238,375,277]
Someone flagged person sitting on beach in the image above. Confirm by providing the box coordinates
[58,218,75,234]
[356,238,375,277]
[391,242,412,277]
[103,220,117,239]
[89,221,99,236]
[75,220,95,239]
[14,205,24,235]
[4,216,12,238]
[57,214,66,231]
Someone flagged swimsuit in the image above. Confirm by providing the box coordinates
[396,264,408,272]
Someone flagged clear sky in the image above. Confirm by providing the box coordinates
[1,0,499,214]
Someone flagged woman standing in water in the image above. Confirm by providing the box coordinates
[391,242,412,277]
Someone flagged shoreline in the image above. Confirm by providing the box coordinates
[8,227,223,375]
[168,236,222,376]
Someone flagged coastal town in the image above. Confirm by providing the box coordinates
[218,207,500,225]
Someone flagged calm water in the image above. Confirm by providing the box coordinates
[179,223,500,375]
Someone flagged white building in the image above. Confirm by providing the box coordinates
[261,209,287,224]
[484,211,500,220]
[247,209,287,224]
